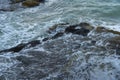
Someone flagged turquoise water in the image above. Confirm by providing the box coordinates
[0,0,120,49]
[0,0,120,80]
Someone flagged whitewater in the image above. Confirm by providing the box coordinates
[0,0,120,80]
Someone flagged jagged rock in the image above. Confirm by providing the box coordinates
[65,25,90,36]
[51,32,64,39]
[0,40,40,53]
[42,37,50,41]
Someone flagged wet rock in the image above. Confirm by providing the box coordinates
[0,40,40,53]
[11,49,69,80]
[47,23,69,34]
[10,0,25,4]
[95,26,106,33]
[96,26,120,35]
[107,36,120,44]
[116,45,120,55]
[64,22,93,36]
[11,0,44,4]
[16,56,34,66]
[51,32,64,39]
[0,75,6,80]
[0,43,26,53]
[65,26,90,36]
[26,40,40,47]
[22,0,40,7]
[79,22,94,30]
[107,29,120,35]
[42,37,50,41]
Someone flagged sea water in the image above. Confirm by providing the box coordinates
[0,0,120,80]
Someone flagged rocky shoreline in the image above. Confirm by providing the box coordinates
[0,0,45,12]
[0,22,120,80]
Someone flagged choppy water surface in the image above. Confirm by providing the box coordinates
[0,0,120,80]
[0,0,120,49]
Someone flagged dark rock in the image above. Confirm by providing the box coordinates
[26,40,40,47]
[65,25,77,33]
[42,37,50,41]
[0,40,40,53]
[64,23,93,36]
[10,0,25,4]
[47,23,69,34]
[0,75,6,80]
[10,0,45,4]
[16,56,34,66]
[79,22,90,27]
[116,45,120,55]
[65,26,90,36]
[95,26,106,33]
[0,43,26,53]
[79,22,94,30]
[22,0,40,7]
[51,32,64,39]
[73,28,90,36]
[0,8,15,12]
[96,26,120,35]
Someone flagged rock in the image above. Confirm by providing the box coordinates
[16,56,34,66]
[22,0,40,7]
[10,0,45,4]
[47,23,69,34]
[51,32,64,39]
[64,22,94,36]
[73,28,90,36]
[107,29,120,35]
[26,40,40,47]
[107,36,120,44]
[0,40,40,53]
[0,75,6,80]
[42,37,50,41]
[95,26,106,33]
[116,45,120,55]
[106,36,120,50]
[65,25,90,36]
[96,26,120,35]
[79,22,94,30]
[10,0,25,4]
[13,49,68,80]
